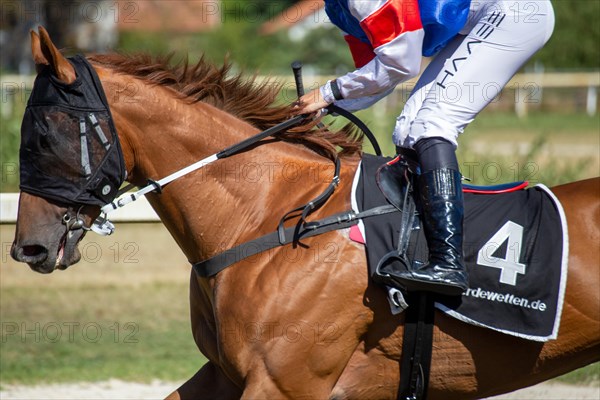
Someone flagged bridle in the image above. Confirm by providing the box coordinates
[23,56,382,239]
[62,206,92,232]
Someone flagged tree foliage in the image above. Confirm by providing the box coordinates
[532,0,600,69]
[116,0,598,73]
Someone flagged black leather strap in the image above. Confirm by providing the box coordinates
[193,216,356,278]
[327,104,382,156]
[192,205,398,278]
[330,79,343,101]
[217,115,306,159]
[398,292,435,400]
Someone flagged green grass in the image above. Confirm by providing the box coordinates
[0,283,205,385]
[2,282,598,387]
[556,363,600,386]
[0,106,23,193]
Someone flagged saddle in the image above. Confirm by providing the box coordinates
[353,152,567,341]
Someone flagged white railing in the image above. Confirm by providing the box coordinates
[0,193,159,223]
[2,72,599,118]
[270,71,600,117]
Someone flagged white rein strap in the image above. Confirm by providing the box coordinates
[91,115,306,235]
[92,153,219,235]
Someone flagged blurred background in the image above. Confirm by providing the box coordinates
[1,0,599,190]
[1,0,599,395]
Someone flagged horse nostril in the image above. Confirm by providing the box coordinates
[23,245,46,257]
[12,244,49,264]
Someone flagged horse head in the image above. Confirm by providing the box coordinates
[11,27,125,273]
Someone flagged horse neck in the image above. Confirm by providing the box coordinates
[100,69,340,263]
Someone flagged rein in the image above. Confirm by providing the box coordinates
[93,109,380,236]
[93,114,312,235]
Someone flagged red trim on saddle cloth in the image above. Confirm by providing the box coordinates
[386,155,401,166]
[344,35,376,68]
[463,181,529,194]
[360,0,422,48]
[389,156,529,194]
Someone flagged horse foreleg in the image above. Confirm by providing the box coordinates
[165,361,242,400]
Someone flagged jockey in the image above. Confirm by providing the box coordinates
[294,0,555,296]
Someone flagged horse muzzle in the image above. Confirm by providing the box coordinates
[11,228,85,273]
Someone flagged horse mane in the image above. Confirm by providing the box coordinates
[88,53,363,160]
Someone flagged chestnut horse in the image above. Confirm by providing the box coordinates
[11,28,600,399]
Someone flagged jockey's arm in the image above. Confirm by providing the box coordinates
[295,0,424,114]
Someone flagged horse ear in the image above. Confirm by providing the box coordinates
[36,26,76,84]
[30,30,50,71]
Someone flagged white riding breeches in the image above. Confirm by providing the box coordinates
[393,0,555,149]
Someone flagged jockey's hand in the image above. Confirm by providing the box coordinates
[292,88,330,116]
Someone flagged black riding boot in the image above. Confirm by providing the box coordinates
[393,167,469,296]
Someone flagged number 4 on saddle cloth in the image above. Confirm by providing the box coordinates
[352,153,568,342]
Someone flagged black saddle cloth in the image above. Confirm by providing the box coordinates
[355,154,568,341]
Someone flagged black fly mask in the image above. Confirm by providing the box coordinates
[20,55,126,207]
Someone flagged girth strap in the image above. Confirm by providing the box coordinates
[192,204,398,277]
[398,292,435,400]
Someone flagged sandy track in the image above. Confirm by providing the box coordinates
[0,379,177,400]
[1,380,599,399]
